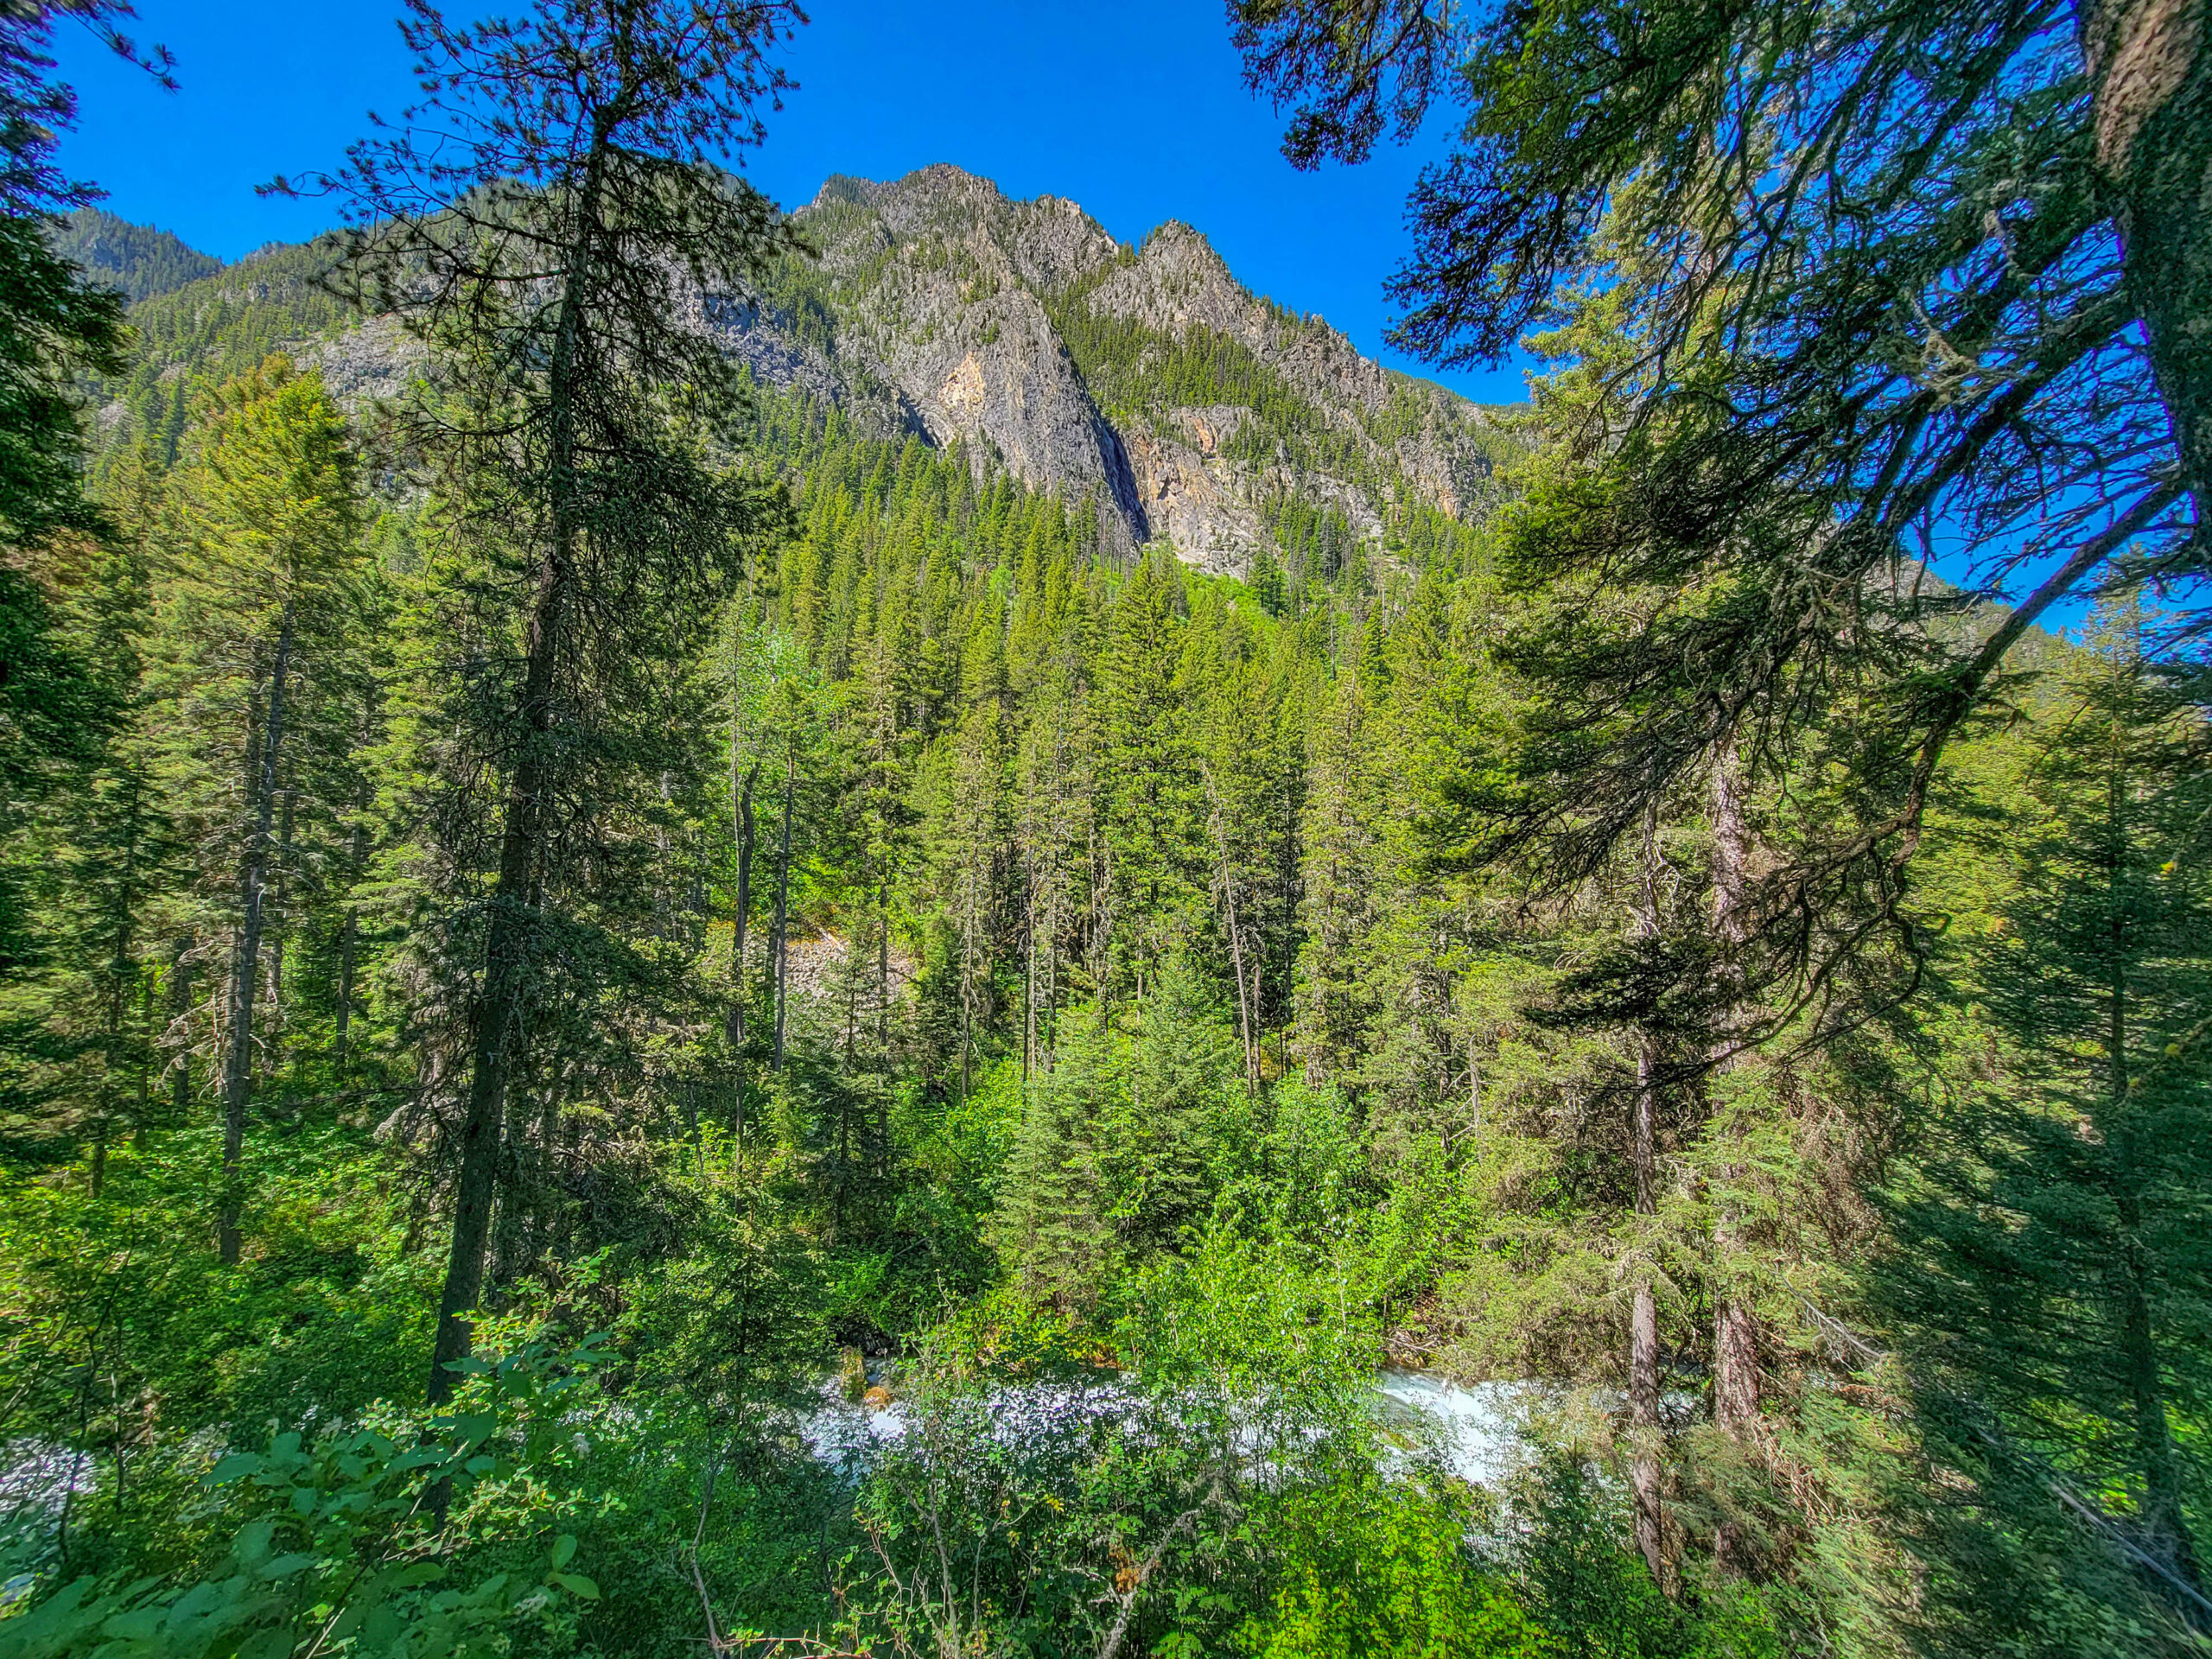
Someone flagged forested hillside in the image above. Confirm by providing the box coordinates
[48,206,222,303]
[0,2,2206,1657]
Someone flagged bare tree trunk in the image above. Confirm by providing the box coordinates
[2079,0,2212,521]
[266,781,296,1078]
[1627,804,1668,1588]
[1023,874,1037,1082]
[133,969,152,1150]
[1706,739,1761,1571]
[728,716,758,1044]
[728,752,757,1137]
[166,934,194,1126]
[772,746,795,1071]
[2101,714,2203,1590]
[1224,873,1257,1095]
[219,603,294,1266]
[334,763,372,1073]
[878,871,891,1169]
[334,904,359,1072]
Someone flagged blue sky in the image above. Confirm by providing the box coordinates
[52,0,1530,404]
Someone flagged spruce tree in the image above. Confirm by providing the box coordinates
[0,1,168,987]
[296,0,804,1399]
[1880,607,2212,1641]
[147,359,366,1262]
[1233,0,2199,1027]
[1096,550,1198,1007]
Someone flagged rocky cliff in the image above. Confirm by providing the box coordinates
[90,164,1514,576]
[723,165,1512,573]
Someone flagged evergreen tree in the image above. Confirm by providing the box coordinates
[0,1,168,986]
[1879,607,2212,1648]
[1294,619,1377,1086]
[1233,0,2199,1034]
[298,0,804,1399]
[147,358,366,1262]
[1096,550,1199,1007]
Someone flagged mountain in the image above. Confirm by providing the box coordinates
[85,166,1516,575]
[51,207,222,303]
[743,166,1514,570]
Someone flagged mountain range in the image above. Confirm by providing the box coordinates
[65,164,1517,576]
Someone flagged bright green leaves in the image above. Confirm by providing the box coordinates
[0,1336,613,1659]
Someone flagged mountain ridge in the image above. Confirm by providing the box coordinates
[85,163,1517,577]
[50,207,224,303]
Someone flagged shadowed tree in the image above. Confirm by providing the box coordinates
[0,0,172,986]
[1230,0,2201,1048]
[288,0,804,1401]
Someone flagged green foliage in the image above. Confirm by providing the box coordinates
[10,15,2212,1656]
[47,209,220,305]
[1241,1477,1546,1659]
[0,1338,609,1659]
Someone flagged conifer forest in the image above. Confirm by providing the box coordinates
[1,0,2209,1654]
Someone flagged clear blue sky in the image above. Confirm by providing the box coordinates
[52,0,1529,404]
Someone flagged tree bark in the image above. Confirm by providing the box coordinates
[2101,709,2203,1590]
[334,902,359,1071]
[1206,770,1260,1096]
[266,781,296,1077]
[1628,804,1668,1588]
[728,699,758,1053]
[2079,0,2212,524]
[728,753,758,1136]
[219,602,293,1266]
[429,132,608,1406]
[1706,739,1761,1571]
[771,745,795,1071]
[166,934,194,1127]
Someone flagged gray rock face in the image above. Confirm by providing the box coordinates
[95,164,1510,575]
[716,164,1510,574]
[718,166,1150,549]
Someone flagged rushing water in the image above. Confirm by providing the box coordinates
[797,1364,1539,1488]
[1376,1370,1534,1486]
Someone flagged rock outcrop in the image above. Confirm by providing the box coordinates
[715,165,1510,573]
[90,164,1513,576]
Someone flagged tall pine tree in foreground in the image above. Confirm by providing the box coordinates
[289,0,804,1400]
[0,0,168,989]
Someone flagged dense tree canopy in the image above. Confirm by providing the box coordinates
[0,3,2202,1655]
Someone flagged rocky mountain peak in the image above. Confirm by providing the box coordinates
[728,166,1508,573]
[89,168,1510,580]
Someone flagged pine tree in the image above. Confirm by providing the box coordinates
[1096,550,1198,1007]
[299,0,804,1399]
[147,358,365,1262]
[0,1,163,988]
[1294,625,1378,1087]
[1880,607,2212,1643]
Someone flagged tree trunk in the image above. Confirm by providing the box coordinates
[2101,715,2202,1590]
[1206,770,1259,1096]
[1628,804,1668,1588]
[429,134,607,1406]
[167,934,194,1126]
[2079,0,2212,523]
[771,746,795,1071]
[878,871,891,1170]
[219,603,294,1266]
[728,751,757,1135]
[1707,740,1761,1571]
[266,781,296,1077]
[728,706,758,1052]
[1024,874,1037,1082]
[334,902,359,1071]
